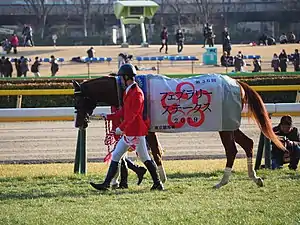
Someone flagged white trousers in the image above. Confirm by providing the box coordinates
[112,136,151,163]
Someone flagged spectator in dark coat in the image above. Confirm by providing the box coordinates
[206,24,215,47]
[279,33,288,44]
[3,58,13,77]
[50,55,59,76]
[22,24,34,47]
[175,29,184,54]
[14,58,21,77]
[288,32,296,43]
[20,57,29,77]
[234,54,244,72]
[279,49,288,72]
[222,27,231,55]
[272,115,300,170]
[252,58,261,72]
[220,51,229,67]
[31,56,41,77]
[293,49,300,72]
[0,56,5,77]
[258,33,268,46]
[238,51,244,60]
[159,27,168,54]
[87,47,95,58]
[1,38,11,54]
[271,53,280,72]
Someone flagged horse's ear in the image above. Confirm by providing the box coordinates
[72,80,81,92]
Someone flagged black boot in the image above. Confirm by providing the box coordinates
[119,158,128,189]
[144,160,164,191]
[126,158,147,185]
[90,161,119,191]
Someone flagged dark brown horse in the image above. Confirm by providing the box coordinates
[73,75,284,189]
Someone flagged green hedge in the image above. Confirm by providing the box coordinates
[0,76,299,108]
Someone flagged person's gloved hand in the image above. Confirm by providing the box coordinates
[100,113,107,119]
[115,127,123,136]
[286,139,294,147]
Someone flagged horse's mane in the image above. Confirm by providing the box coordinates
[81,76,116,86]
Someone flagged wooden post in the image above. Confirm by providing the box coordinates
[87,61,91,78]
[296,91,300,103]
[16,95,23,108]
[74,128,87,174]
[264,136,272,169]
[191,61,194,74]
[255,132,265,170]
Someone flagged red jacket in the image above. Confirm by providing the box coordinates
[10,36,19,46]
[107,83,149,136]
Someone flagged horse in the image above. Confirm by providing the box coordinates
[73,75,167,184]
[72,74,285,189]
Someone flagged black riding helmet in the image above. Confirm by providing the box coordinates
[118,63,137,81]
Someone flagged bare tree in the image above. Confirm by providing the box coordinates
[165,0,190,27]
[23,0,57,39]
[159,0,167,26]
[92,0,113,36]
[193,0,214,25]
[68,0,92,37]
[80,0,92,37]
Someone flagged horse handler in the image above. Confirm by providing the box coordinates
[90,64,164,191]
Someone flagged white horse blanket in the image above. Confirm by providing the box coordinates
[120,74,242,133]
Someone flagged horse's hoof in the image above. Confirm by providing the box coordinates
[213,181,228,189]
[255,178,264,187]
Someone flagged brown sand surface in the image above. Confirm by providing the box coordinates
[4,44,300,77]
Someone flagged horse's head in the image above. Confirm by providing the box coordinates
[72,76,120,128]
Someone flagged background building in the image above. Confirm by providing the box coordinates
[0,0,299,45]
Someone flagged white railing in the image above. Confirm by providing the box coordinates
[0,103,299,122]
[241,103,300,114]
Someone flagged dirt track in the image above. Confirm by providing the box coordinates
[1,117,299,164]
[4,44,300,77]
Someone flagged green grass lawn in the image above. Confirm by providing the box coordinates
[0,159,299,225]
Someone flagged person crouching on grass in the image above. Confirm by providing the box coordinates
[90,64,164,191]
[272,115,300,170]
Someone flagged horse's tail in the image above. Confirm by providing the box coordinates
[238,81,285,150]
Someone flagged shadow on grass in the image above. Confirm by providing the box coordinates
[167,171,221,180]
[0,191,88,201]
[0,184,162,201]
[280,172,300,180]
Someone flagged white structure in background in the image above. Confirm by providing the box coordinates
[113,0,159,48]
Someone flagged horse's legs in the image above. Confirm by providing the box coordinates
[146,132,167,183]
[214,131,237,189]
[233,129,264,187]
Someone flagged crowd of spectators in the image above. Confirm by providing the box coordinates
[0,55,59,78]
[220,48,299,73]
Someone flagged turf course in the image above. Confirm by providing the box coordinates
[1,159,299,225]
